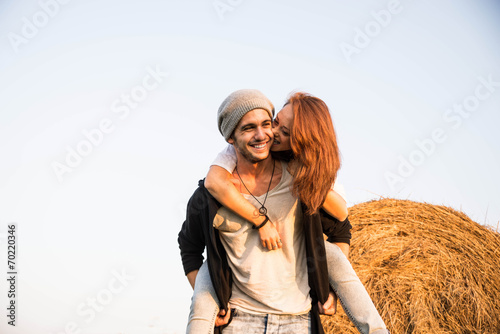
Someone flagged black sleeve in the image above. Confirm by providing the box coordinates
[177,188,207,275]
[319,208,352,245]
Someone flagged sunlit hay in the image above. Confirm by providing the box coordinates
[322,198,500,334]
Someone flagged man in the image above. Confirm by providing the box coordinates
[178,89,350,333]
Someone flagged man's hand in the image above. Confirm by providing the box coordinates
[258,221,282,251]
[215,307,231,327]
[318,291,337,316]
[186,270,199,290]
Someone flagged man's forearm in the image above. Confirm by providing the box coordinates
[187,269,199,289]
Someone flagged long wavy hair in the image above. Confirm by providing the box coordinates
[287,92,341,215]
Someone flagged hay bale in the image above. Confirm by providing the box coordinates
[322,198,500,334]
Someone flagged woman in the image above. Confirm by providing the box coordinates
[187,92,388,334]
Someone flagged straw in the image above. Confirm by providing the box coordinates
[321,198,500,334]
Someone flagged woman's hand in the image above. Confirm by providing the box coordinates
[215,307,231,327]
[318,291,337,316]
[258,221,282,251]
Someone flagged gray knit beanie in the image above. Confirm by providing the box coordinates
[218,89,275,141]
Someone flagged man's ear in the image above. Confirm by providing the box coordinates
[227,136,234,144]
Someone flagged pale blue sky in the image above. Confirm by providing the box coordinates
[0,1,499,333]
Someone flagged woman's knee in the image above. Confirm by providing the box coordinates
[324,241,347,263]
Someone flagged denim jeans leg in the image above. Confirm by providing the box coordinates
[325,241,389,334]
[186,261,219,334]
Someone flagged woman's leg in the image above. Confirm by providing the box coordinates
[325,241,389,334]
[186,261,219,334]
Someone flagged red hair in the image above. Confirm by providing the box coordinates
[287,92,341,214]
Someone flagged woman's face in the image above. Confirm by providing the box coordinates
[271,103,293,152]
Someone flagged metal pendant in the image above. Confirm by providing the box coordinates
[259,206,267,216]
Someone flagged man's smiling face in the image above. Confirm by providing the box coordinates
[228,108,274,163]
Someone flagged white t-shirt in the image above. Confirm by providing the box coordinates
[213,161,311,315]
[211,145,348,202]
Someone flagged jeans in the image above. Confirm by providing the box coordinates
[186,261,219,334]
[186,242,388,334]
[222,308,311,333]
[325,242,388,334]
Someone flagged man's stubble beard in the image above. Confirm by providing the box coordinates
[233,141,270,164]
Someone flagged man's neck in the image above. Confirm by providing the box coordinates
[233,154,282,197]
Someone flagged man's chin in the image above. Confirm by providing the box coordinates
[248,153,270,163]
[235,144,271,164]
[244,150,271,164]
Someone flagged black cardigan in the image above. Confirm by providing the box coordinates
[178,179,352,334]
